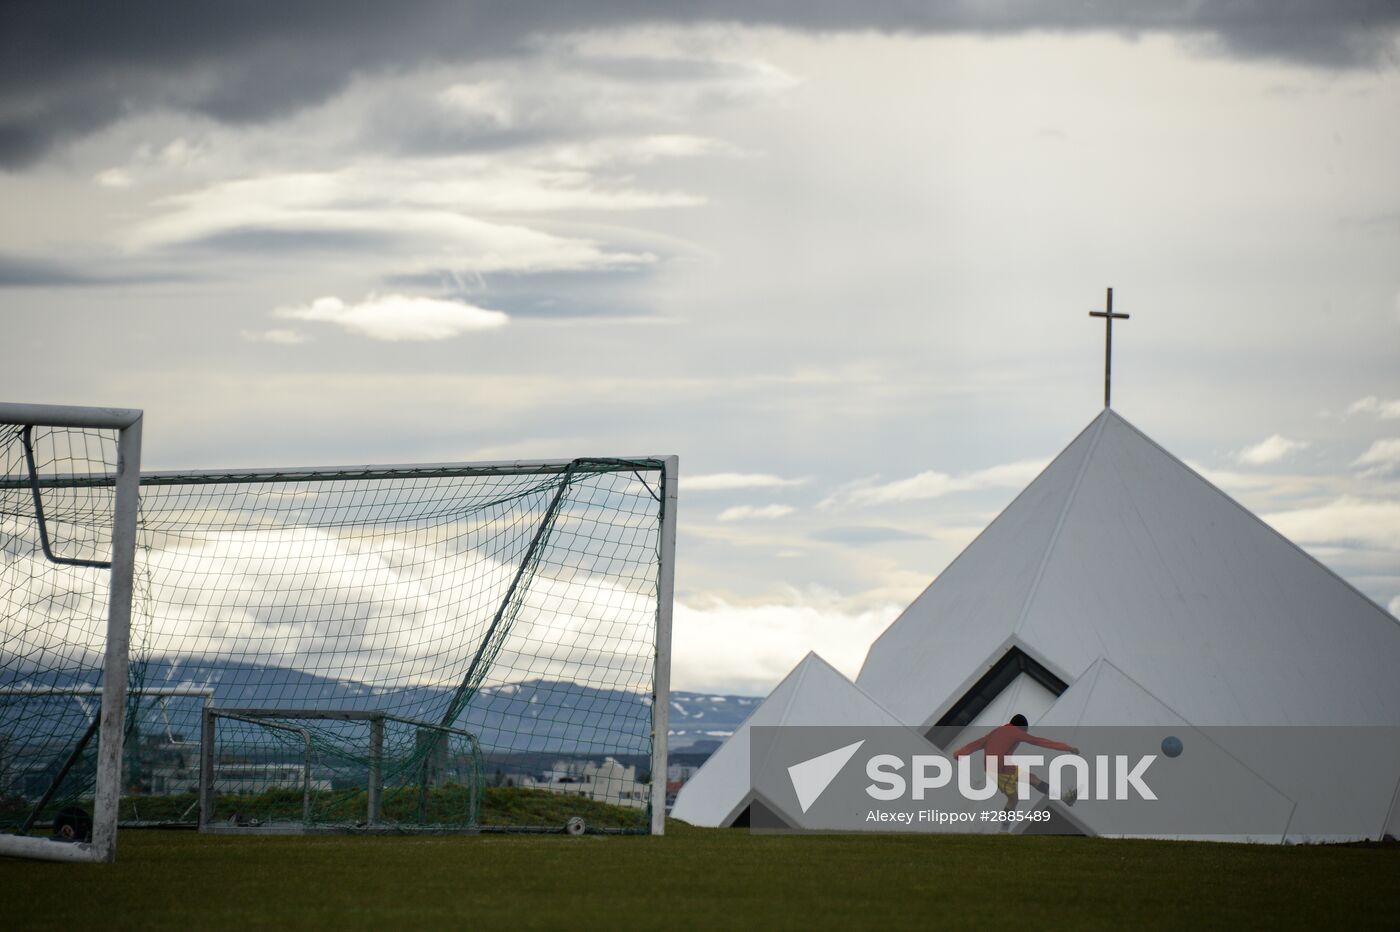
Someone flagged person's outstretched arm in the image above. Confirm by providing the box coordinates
[954,732,991,758]
[1020,731,1077,753]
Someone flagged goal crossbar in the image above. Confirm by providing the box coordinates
[0,457,669,490]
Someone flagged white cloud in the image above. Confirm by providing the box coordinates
[823,459,1048,508]
[1262,497,1400,550]
[403,167,701,213]
[240,328,309,345]
[1235,434,1309,465]
[128,168,663,273]
[4,513,658,693]
[159,137,204,168]
[88,137,207,191]
[1390,595,1400,618]
[1347,396,1400,419]
[684,472,807,492]
[1185,461,1341,509]
[550,134,742,170]
[717,504,796,522]
[671,596,900,694]
[498,36,799,134]
[275,294,508,341]
[1188,461,1293,495]
[436,81,516,128]
[1353,438,1400,477]
[93,168,134,188]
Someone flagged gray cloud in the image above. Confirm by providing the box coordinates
[0,254,186,287]
[354,50,788,160]
[383,267,659,320]
[179,227,396,256]
[0,255,102,287]
[2,1,1396,168]
[1339,210,1400,237]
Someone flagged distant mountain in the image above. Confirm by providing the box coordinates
[666,693,761,750]
[5,657,760,756]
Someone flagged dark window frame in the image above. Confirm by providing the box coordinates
[926,647,1068,748]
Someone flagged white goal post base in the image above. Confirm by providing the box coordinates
[0,833,113,863]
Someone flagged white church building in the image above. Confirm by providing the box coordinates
[672,409,1400,842]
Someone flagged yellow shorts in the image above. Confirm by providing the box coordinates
[996,771,1020,798]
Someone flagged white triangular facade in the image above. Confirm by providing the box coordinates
[669,652,905,827]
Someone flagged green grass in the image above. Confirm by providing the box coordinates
[10,785,647,831]
[2,825,1397,929]
[479,786,646,829]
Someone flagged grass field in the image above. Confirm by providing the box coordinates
[3,824,1398,929]
[95,785,648,830]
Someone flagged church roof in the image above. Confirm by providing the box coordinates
[855,408,1400,729]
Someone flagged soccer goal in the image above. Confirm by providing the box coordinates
[1,401,677,861]
[0,403,143,862]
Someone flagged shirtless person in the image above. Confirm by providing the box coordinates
[954,714,1079,823]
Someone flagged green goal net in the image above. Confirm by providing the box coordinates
[2,416,674,840]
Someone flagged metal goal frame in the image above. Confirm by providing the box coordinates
[0,402,143,863]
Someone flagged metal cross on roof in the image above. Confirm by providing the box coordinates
[1089,287,1129,408]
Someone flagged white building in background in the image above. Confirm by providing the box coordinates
[670,652,909,828]
[673,409,1400,842]
[146,763,332,796]
[522,757,647,809]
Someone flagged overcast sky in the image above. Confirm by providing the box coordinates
[3,2,1399,694]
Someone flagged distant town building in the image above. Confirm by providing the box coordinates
[521,757,647,808]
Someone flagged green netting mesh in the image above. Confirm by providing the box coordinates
[0,423,133,838]
[2,422,666,836]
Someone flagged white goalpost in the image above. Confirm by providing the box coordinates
[1,401,676,862]
[0,402,143,863]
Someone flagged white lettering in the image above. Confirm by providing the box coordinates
[866,754,905,800]
[864,810,913,824]
[911,755,951,800]
[1049,755,1088,801]
[860,753,1157,804]
[1117,754,1157,800]
[957,755,998,801]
